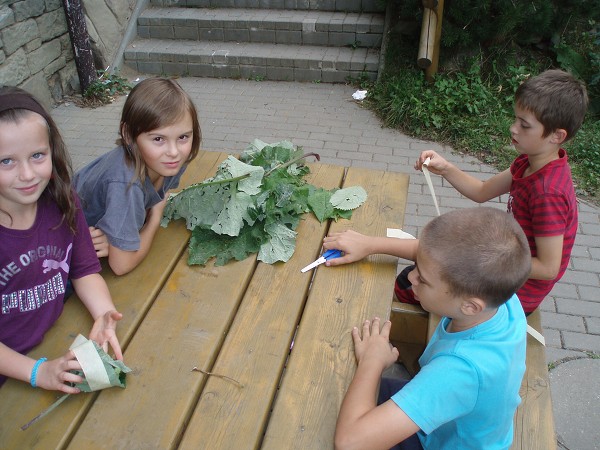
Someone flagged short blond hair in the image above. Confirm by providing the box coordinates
[420,207,531,308]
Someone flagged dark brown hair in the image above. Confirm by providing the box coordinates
[420,207,531,308]
[0,86,76,231]
[118,78,201,182]
[515,69,589,141]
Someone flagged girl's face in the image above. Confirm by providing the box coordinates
[0,113,52,217]
[135,111,194,185]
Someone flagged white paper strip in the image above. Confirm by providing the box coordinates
[70,335,112,391]
[387,228,416,239]
[422,157,441,216]
[526,324,546,346]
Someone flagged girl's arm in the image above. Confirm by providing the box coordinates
[323,231,419,267]
[71,274,123,360]
[0,343,84,393]
[416,150,512,203]
[106,198,167,275]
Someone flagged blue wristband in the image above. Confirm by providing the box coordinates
[30,357,47,388]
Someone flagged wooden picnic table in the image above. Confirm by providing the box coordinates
[0,151,409,449]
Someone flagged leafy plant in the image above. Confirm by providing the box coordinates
[83,70,132,105]
[162,140,367,266]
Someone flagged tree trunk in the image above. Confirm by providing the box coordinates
[62,0,97,94]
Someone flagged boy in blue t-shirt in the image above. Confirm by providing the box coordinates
[334,207,531,450]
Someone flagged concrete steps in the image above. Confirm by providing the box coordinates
[124,1,385,82]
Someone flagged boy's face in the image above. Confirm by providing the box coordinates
[509,105,558,157]
[407,247,464,318]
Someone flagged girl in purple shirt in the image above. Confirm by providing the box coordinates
[0,87,123,392]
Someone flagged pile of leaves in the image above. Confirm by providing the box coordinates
[161,140,367,266]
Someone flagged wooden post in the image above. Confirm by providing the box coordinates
[417,0,445,82]
[62,0,97,94]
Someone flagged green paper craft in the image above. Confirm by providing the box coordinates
[69,334,131,392]
[21,335,131,430]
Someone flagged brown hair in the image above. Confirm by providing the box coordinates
[420,207,531,308]
[515,69,589,141]
[0,86,76,231]
[118,78,201,182]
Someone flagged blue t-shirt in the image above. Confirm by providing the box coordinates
[392,294,526,450]
[74,146,185,251]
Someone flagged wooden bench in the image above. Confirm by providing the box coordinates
[390,302,556,449]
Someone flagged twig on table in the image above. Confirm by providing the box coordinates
[21,393,70,430]
[191,367,244,388]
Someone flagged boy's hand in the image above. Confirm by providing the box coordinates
[89,309,124,360]
[35,351,84,394]
[352,318,399,371]
[323,230,372,266]
[89,226,109,257]
[414,150,450,175]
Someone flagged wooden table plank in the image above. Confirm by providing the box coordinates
[0,151,226,448]
[67,255,258,449]
[177,164,345,450]
[262,169,410,449]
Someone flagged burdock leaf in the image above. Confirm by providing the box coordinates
[329,186,368,210]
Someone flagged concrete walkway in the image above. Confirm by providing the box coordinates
[51,76,600,450]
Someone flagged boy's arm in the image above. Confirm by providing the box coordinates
[323,231,419,267]
[530,235,563,280]
[106,198,167,275]
[71,274,123,360]
[417,150,512,203]
[335,319,420,450]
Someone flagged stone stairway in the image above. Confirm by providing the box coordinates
[123,0,385,83]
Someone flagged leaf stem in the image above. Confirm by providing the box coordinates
[168,173,252,201]
[21,393,71,430]
[191,366,244,388]
[264,152,321,177]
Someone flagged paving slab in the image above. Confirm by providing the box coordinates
[549,358,600,450]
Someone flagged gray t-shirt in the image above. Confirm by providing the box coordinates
[74,146,185,251]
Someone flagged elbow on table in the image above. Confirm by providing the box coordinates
[334,429,364,450]
[108,257,136,276]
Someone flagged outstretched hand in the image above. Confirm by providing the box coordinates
[352,317,399,371]
[35,351,84,394]
[414,150,450,175]
[89,309,123,360]
[322,230,372,266]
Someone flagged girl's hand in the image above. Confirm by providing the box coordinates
[147,197,168,223]
[89,226,109,257]
[89,310,124,360]
[35,351,84,394]
[322,230,372,266]
[414,150,450,175]
[352,318,399,371]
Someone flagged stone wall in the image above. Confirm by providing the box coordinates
[0,0,135,108]
[0,0,77,108]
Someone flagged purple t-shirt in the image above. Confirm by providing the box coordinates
[0,193,100,386]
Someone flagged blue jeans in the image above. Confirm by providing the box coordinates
[377,378,424,450]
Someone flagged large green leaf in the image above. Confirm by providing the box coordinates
[163,140,367,266]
